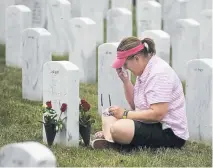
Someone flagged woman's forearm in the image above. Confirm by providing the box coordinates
[127,109,161,122]
[123,80,135,110]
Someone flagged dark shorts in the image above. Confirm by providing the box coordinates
[129,121,186,149]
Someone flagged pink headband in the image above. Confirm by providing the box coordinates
[117,43,144,59]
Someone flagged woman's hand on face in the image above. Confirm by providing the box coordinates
[116,68,129,84]
[109,106,125,119]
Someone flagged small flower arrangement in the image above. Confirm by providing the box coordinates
[79,98,95,146]
[40,101,67,132]
[79,99,95,127]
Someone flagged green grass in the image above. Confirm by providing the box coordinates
[0,5,211,166]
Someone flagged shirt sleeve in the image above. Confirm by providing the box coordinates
[145,73,173,105]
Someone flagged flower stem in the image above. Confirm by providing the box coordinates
[38,121,45,124]
[58,111,62,122]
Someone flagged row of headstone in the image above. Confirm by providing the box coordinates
[4,4,97,83]
[160,0,212,38]
[5,4,212,101]
[0,0,163,46]
[171,8,212,81]
[1,0,212,45]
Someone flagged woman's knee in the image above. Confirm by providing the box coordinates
[110,119,135,144]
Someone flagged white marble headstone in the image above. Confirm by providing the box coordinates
[0,0,15,44]
[199,9,212,59]
[185,0,205,22]
[183,0,213,23]
[103,0,110,18]
[136,1,161,37]
[43,61,80,147]
[47,0,71,56]
[204,0,212,9]
[172,19,200,81]
[15,0,47,28]
[0,141,57,167]
[80,0,108,44]
[68,0,81,17]
[68,17,96,83]
[22,28,52,101]
[162,0,189,39]
[111,0,132,11]
[186,58,212,143]
[5,5,32,68]
[98,43,131,115]
[107,8,132,43]
[141,30,170,65]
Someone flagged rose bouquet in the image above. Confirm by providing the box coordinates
[40,101,67,146]
[79,99,95,146]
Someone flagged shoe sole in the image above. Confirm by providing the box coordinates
[91,139,122,151]
[91,139,110,149]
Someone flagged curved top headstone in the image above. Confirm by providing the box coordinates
[98,42,119,51]
[7,4,31,12]
[187,58,213,69]
[141,30,170,39]
[200,9,213,17]
[176,18,200,27]
[0,141,57,167]
[44,60,79,71]
[144,0,161,7]
[70,17,96,25]
[23,27,51,36]
[107,7,132,16]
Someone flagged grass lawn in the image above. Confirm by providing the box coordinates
[0,5,212,166]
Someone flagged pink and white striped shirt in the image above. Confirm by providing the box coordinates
[133,55,189,140]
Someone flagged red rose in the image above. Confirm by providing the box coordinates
[81,99,87,104]
[60,103,67,112]
[46,101,52,109]
[80,99,90,112]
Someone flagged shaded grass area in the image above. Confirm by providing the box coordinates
[0,44,211,167]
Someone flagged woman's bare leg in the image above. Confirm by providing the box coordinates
[91,118,135,150]
[101,115,118,142]
[110,119,135,144]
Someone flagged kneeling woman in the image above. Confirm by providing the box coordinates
[91,37,189,150]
